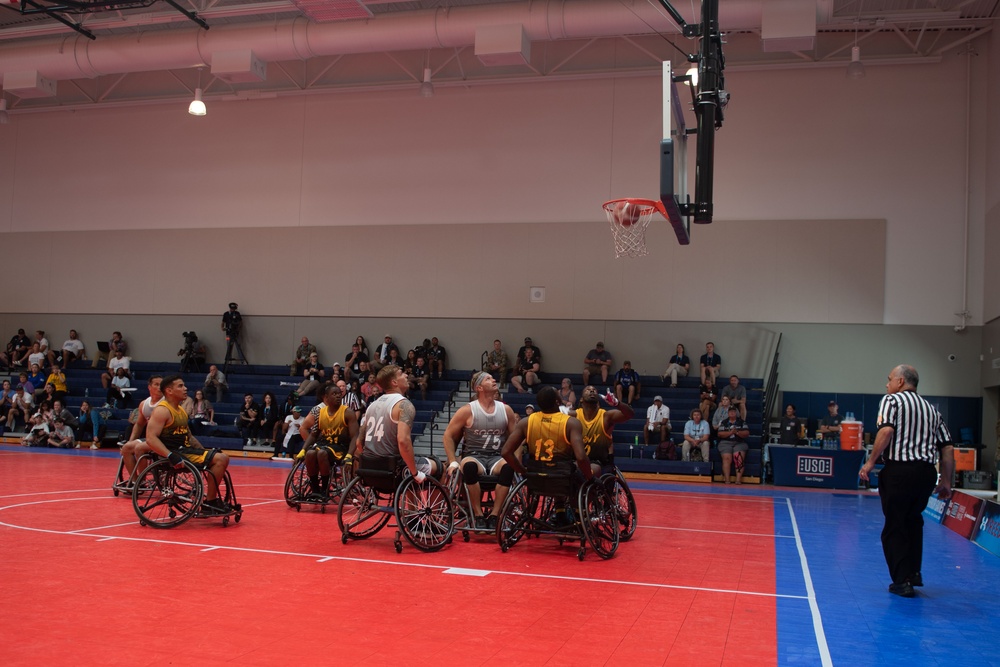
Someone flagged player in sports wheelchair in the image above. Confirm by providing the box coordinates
[495,387,620,560]
[284,383,360,512]
[131,375,242,528]
[337,451,454,552]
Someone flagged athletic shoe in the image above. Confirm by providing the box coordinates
[486,515,498,530]
[911,572,923,587]
[200,498,230,516]
[888,582,915,598]
[90,444,100,450]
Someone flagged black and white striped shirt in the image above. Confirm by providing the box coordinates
[876,390,952,463]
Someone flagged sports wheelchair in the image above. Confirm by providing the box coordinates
[442,466,519,541]
[131,453,242,528]
[284,456,350,513]
[599,466,637,542]
[495,461,620,560]
[337,454,454,553]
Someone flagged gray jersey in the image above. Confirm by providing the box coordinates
[361,393,406,457]
[461,399,510,457]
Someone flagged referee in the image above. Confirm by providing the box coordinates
[860,365,954,598]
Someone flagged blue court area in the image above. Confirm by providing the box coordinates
[627,479,1000,667]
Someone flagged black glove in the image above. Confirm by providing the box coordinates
[167,451,184,468]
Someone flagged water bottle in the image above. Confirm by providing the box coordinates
[632,434,638,458]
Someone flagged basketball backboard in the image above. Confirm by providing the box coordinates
[660,60,692,246]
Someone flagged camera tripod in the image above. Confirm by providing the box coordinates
[224,333,248,375]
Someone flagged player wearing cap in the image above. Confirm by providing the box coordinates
[442,371,518,529]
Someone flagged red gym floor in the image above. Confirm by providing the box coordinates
[0,447,780,666]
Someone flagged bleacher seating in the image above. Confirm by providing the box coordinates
[41,360,457,453]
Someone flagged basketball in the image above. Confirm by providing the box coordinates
[613,201,641,227]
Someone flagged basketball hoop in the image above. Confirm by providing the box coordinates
[601,198,664,258]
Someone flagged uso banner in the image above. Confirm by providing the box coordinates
[942,491,985,540]
[972,500,1000,557]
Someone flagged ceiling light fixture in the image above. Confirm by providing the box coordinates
[189,67,207,115]
[419,67,434,98]
[847,19,866,79]
[0,99,8,125]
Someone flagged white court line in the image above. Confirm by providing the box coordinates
[70,521,137,533]
[0,488,109,499]
[639,524,795,539]
[785,497,832,667]
[0,495,808,600]
[632,490,783,504]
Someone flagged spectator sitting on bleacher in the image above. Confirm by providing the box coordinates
[683,409,711,462]
[0,379,12,432]
[186,389,215,426]
[92,330,126,368]
[711,395,732,434]
[510,347,540,394]
[76,400,104,449]
[48,417,76,449]
[38,382,57,408]
[483,339,509,386]
[8,385,33,431]
[699,341,721,385]
[557,378,577,409]
[371,335,400,373]
[407,356,429,401]
[354,335,370,358]
[700,378,719,421]
[582,342,613,387]
[3,328,30,368]
[721,375,748,420]
[328,363,345,384]
[516,337,541,363]
[202,364,227,404]
[30,331,50,366]
[21,412,49,447]
[46,363,68,404]
[101,350,131,389]
[428,337,446,379]
[238,393,260,445]
[662,343,690,388]
[51,399,78,431]
[106,367,132,409]
[16,371,33,396]
[295,353,325,398]
[256,392,280,447]
[717,406,750,484]
[54,329,86,366]
[361,372,378,402]
[26,344,46,372]
[385,348,403,368]
[28,365,47,401]
[344,343,369,382]
[614,361,641,405]
[291,337,317,377]
[644,396,670,446]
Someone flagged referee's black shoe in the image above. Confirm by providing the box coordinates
[888,581,916,598]
[910,572,923,587]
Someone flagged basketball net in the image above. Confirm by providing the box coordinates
[601,198,661,258]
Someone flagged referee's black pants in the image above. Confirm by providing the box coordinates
[878,459,937,585]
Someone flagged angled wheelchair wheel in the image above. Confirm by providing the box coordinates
[337,476,390,542]
[284,461,310,509]
[132,459,203,529]
[112,457,128,496]
[578,479,619,560]
[604,471,637,542]
[496,479,533,552]
[395,475,455,552]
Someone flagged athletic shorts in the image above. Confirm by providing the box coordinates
[461,454,505,476]
[717,441,748,456]
[175,446,219,467]
[317,442,349,462]
[415,456,434,475]
[587,448,612,467]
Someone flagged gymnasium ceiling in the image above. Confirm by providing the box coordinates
[0,0,995,114]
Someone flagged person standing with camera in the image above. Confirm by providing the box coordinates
[221,302,245,369]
